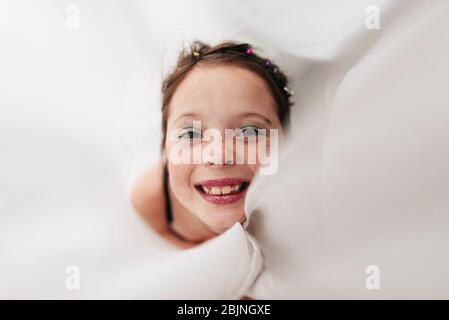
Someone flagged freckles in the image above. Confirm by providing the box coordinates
[246,140,269,164]
[245,164,259,177]
[167,162,194,186]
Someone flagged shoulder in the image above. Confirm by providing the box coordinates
[131,159,167,232]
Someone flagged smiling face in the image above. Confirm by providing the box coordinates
[165,64,283,234]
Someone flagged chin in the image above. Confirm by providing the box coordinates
[205,211,246,233]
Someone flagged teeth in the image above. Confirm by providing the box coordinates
[222,186,232,194]
[200,183,246,195]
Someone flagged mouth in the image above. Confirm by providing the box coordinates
[194,179,250,205]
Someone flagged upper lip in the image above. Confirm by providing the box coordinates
[195,178,248,187]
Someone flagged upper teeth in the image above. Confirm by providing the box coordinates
[201,184,244,195]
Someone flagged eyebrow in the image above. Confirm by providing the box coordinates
[240,112,272,125]
[172,111,272,126]
[173,112,202,125]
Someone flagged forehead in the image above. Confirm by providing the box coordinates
[168,64,277,123]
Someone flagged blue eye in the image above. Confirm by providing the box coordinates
[235,126,266,137]
[178,127,202,140]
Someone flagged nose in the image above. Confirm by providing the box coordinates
[202,131,235,166]
[207,159,233,166]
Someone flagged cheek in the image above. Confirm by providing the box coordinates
[167,162,195,197]
[246,164,260,178]
[165,137,192,187]
[257,129,282,160]
[246,139,273,167]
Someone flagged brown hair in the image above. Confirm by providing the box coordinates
[160,40,292,154]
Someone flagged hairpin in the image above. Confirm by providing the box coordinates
[265,59,278,75]
[191,43,294,105]
[283,86,294,97]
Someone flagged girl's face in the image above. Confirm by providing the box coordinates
[165,64,283,234]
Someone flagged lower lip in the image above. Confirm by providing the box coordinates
[196,186,248,205]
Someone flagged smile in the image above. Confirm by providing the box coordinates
[194,178,250,205]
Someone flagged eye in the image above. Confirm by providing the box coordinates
[178,127,202,140]
[235,125,266,137]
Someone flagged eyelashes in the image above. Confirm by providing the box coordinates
[177,125,267,140]
[234,125,267,137]
[177,127,202,140]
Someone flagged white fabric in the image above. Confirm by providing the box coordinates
[244,0,449,299]
[0,118,261,299]
[1,0,447,299]
[0,0,263,299]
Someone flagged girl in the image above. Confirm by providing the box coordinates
[131,41,292,249]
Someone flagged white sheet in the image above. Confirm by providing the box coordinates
[1,0,447,299]
[0,0,263,299]
[244,0,449,299]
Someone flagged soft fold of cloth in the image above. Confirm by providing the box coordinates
[243,0,449,299]
[1,0,448,299]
